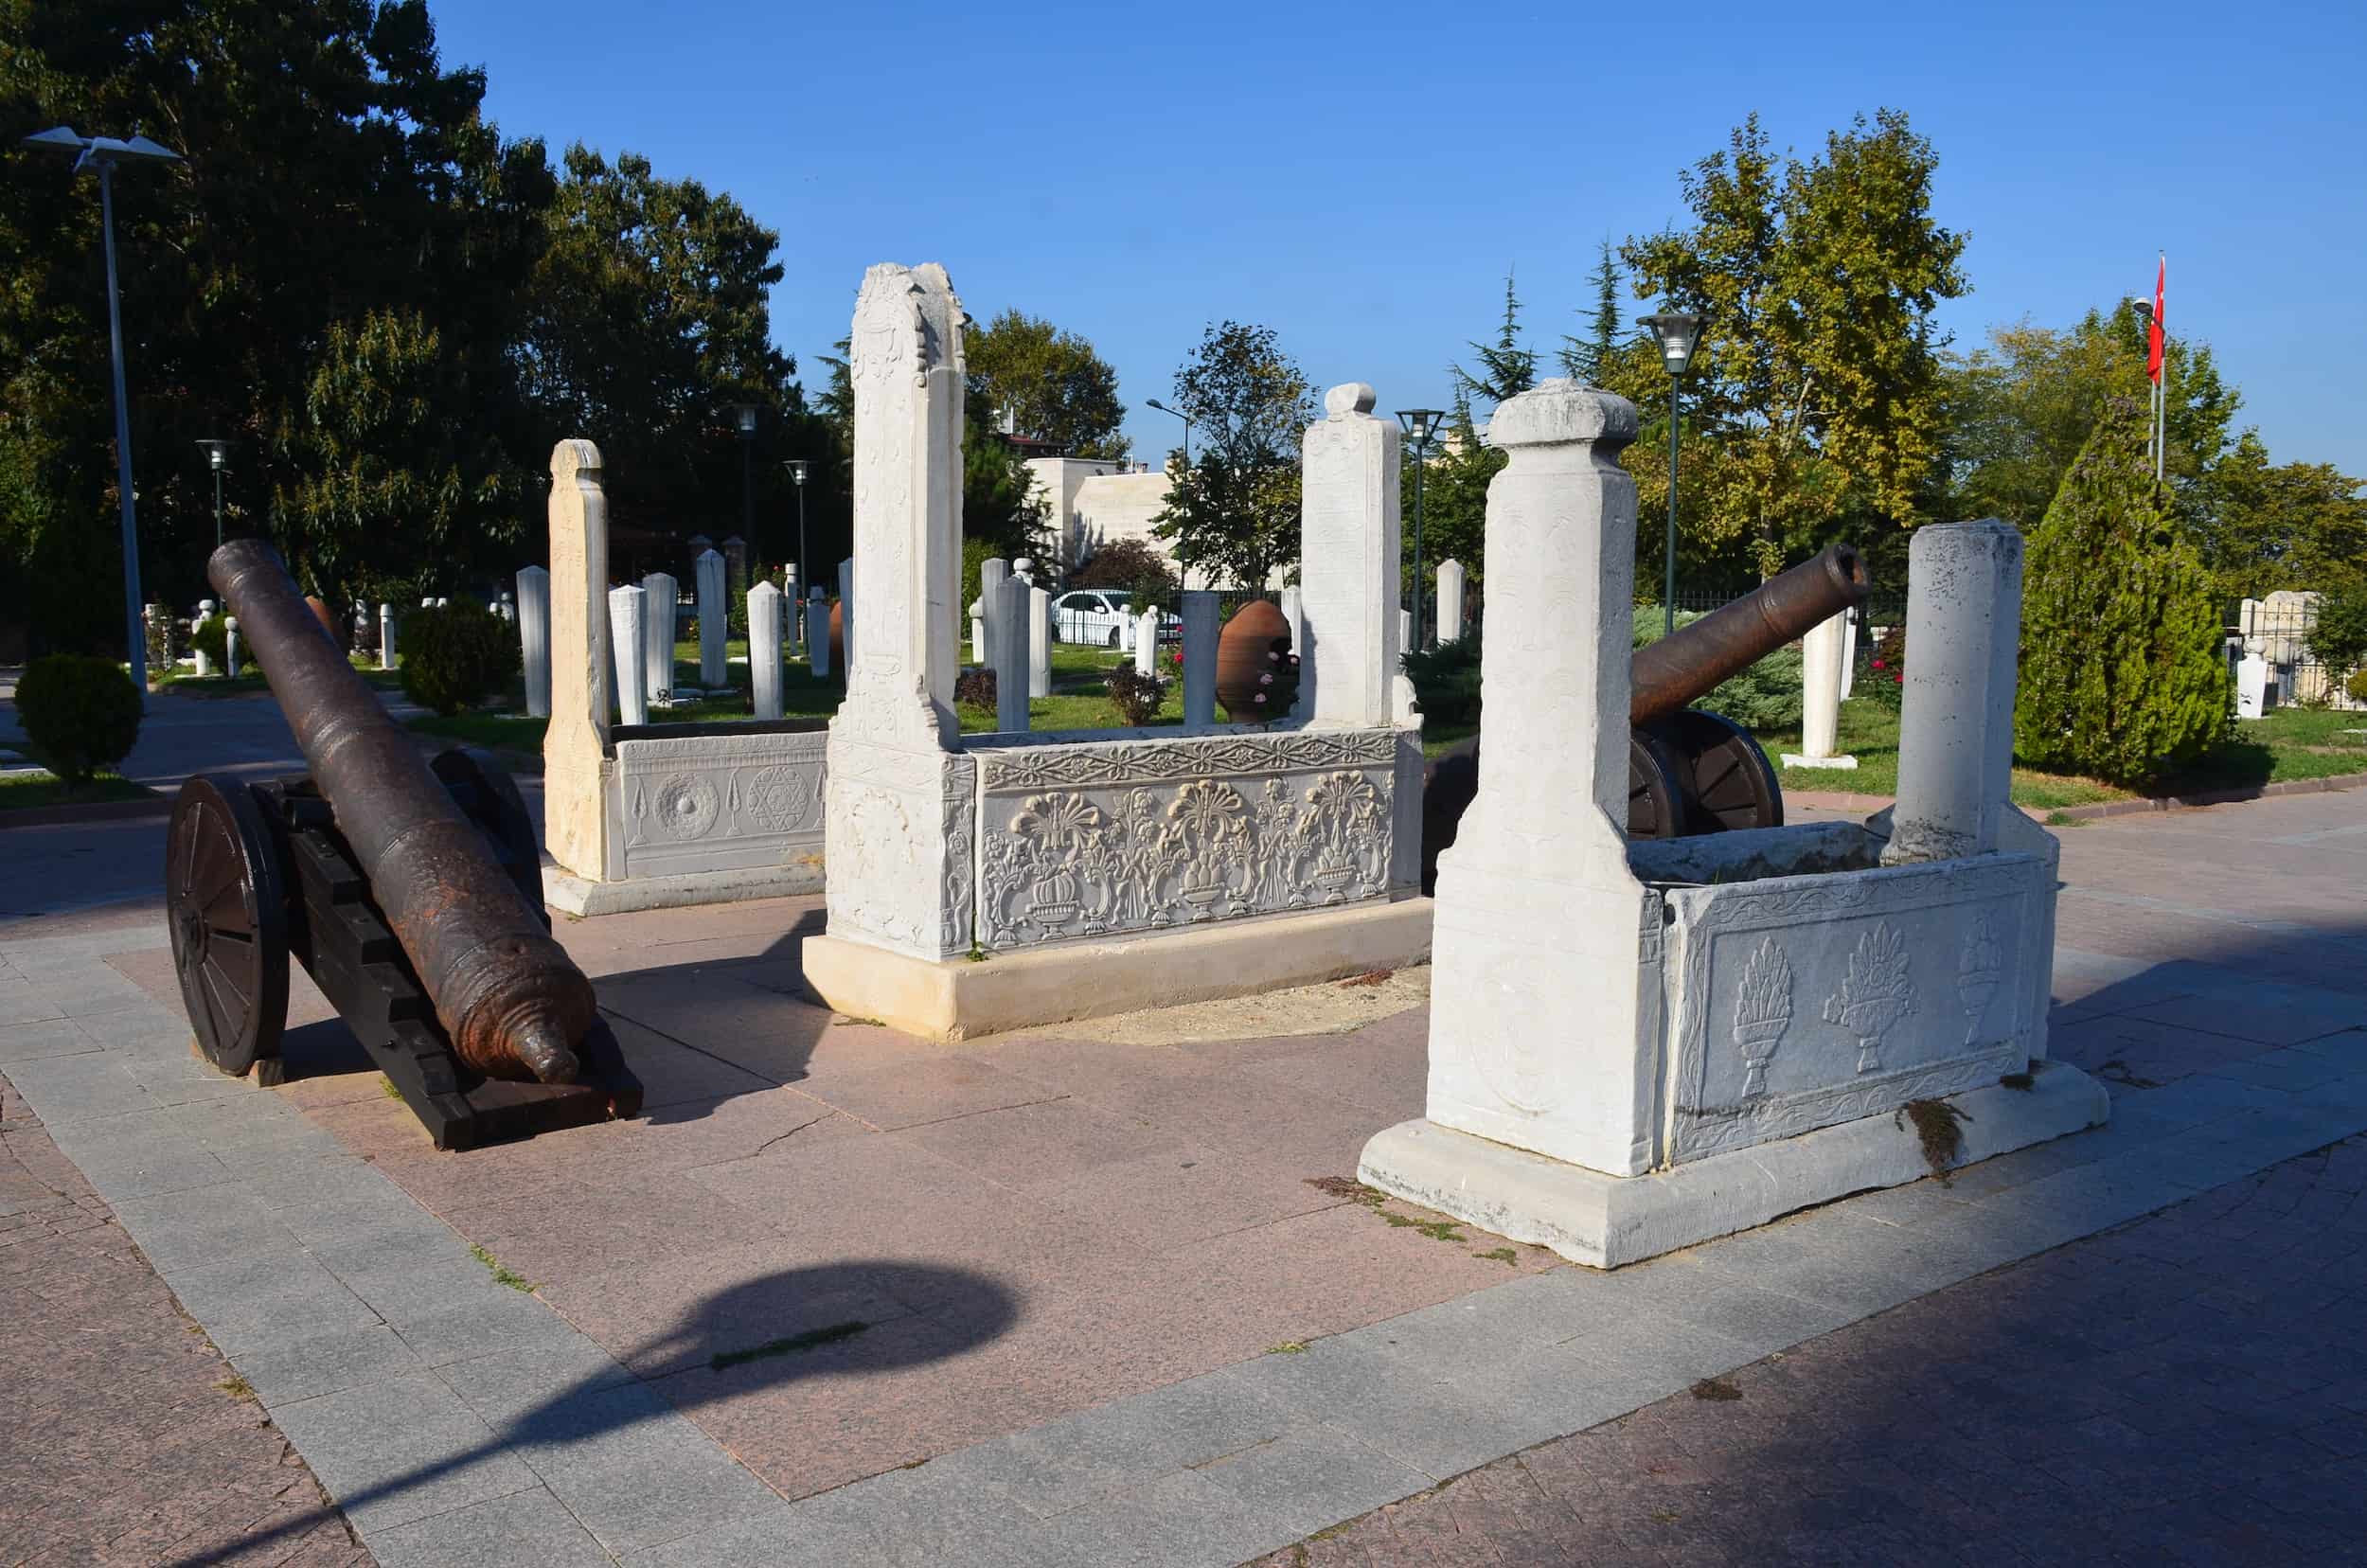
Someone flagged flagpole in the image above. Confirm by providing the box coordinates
[2155,252,2167,484]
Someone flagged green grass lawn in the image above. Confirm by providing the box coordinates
[155,653,403,698]
[1760,698,2367,809]
[0,769,157,811]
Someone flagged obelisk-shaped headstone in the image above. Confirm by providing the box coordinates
[516,564,552,718]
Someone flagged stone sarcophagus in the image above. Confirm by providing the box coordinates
[607,727,829,883]
[970,726,1408,950]
[1359,379,2106,1269]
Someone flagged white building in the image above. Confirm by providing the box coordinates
[1023,456,1217,586]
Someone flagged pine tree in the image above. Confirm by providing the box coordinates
[2015,397,2233,786]
[1450,271,1539,415]
[1559,241,1625,382]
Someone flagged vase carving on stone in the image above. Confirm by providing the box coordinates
[1822,920,1917,1073]
[1731,936,1794,1096]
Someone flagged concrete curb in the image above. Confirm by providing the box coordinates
[1785,769,2366,824]
[0,793,171,830]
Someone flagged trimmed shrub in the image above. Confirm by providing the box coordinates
[2348,668,2367,706]
[2309,581,2367,678]
[1630,607,1806,731]
[2016,397,2232,786]
[400,600,521,717]
[1105,667,1167,726]
[189,614,245,676]
[1401,636,1482,729]
[15,653,142,786]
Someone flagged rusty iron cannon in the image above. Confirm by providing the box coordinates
[1422,543,1870,889]
[164,540,639,1149]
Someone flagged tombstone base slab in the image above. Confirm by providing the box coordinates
[542,860,824,918]
[1358,1059,2108,1269]
[802,898,1433,1041]
[1778,752,1860,770]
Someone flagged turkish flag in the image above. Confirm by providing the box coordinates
[2147,255,2165,384]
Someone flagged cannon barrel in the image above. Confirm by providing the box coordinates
[208,540,592,1083]
[1630,543,1870,726]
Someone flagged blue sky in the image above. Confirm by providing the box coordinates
[435,0,2366,480]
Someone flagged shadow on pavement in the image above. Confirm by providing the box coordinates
[166,1260,1019,1568]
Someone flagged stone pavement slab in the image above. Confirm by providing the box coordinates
[5,784,2366,1566]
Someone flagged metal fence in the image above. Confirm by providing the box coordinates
[2228,599,2359,709]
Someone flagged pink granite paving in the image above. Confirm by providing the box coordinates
[0,1075,371,1567]
[96,894,1560,1503]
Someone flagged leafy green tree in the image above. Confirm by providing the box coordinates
[2190,432,2366,600]
[1946,304,2237,531]
[964,309,1129,459]
[816,336,1041,564]
[1615,111,1968,577]
[0,0,555,640]
[1150,322,1313,589]
[2016,398,2231,786]
[1451,272,1539,416]
[520,145,800,552]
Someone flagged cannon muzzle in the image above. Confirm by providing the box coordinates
[207,540,594,1083]
[1631,543,1869,726]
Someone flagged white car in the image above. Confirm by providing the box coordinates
[1050,590,1181,649]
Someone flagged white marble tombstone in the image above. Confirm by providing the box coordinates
[1416,380,1650,1173]
[806,588,830,678]
[1133,606,1158,677]
[977,558,1009,667]
[608,585,648,727]
[641,571,677,707]
[992,576,1032,733]
[1882,521,2025,866]
[500,592,515,624]
[517,565,552,719]
[1397,607,1413,650]
[970,598,987,665]
[1782,611,1856,770]
[1279,585,1306,669]
[1435,560,1467,644]
[543,440,614,881]
[223,616,240,677]
[2236,649,2269,720]
[378,603,395,670]
[820,261,970,964]
[1181,590,1219,725]
[1027,585,1052,700]
[785,565,801,647]
[1298,383,1405,727]
[1839,610,1859,700]
[695,549,727,689]
[749,581,784,720]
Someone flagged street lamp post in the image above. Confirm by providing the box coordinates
[196,439,229,551]
[1638,311,1708,639]
[785,459,810,634]
[1396,409,1446,652]
[1144,398,1192,465]
[25,126,184,694]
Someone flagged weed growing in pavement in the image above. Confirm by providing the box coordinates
[1689,1377,1742,1401]
[1383,1213,1468,1242]
[216,1375,256,1401]
[1478,1246,1519,1266]
[379,1075,400,1099]
[470,1244,531,1292]
[1304,1175,1384,1205]
[1268,1341,1308,1355]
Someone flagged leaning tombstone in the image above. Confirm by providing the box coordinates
[695,548,727,689]
[516,564,552,719]
[608,585,648,727]
[749,581,784,720]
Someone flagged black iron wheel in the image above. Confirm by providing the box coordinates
[1627,730,1688,840]
[1650,709,1784,833]
[165,774,290,1078]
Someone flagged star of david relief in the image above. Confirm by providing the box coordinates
[740,764,815,833]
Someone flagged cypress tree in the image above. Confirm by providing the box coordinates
[2015,396,2233,786]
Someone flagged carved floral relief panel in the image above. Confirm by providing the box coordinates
[1661,853,2052,1164]
[970,728,1402,950]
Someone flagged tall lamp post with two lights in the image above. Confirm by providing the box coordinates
[24,125,184,694]
[730,403,760,565]
[1396,408,1446,650]
[785,458,810,638]
[1637,311,1707,638]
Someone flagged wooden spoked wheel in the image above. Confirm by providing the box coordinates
[1626,731,1689,840]
[166,774,290,1077]
[1649,709,1784,833]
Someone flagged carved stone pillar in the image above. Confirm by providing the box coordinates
[543,439,613,881]
[1297,384,1403,728]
